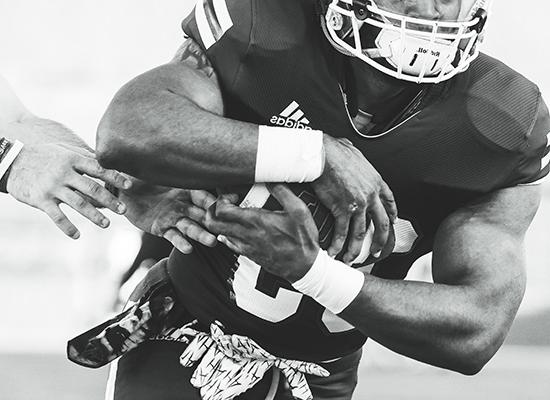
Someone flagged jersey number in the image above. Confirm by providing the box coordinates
[232,217,419,331]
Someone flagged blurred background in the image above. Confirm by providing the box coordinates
[0,1,548,399]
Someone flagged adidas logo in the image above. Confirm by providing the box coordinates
[270,101,312,130]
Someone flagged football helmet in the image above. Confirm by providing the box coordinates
[320,0,491,83]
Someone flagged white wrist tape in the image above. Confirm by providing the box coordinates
[255,125,324,183]
[0,140,24,180]
[292,249,365,315]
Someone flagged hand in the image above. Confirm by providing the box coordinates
[312,136,397,263]
[120,182,225,254]
[6,143,131,238]
[204,184,320,283]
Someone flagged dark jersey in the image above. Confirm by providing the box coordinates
[167,0,550,362]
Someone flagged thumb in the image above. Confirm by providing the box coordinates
[266,184,307,216]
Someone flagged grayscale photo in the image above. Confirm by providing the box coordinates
[0,0,549,399]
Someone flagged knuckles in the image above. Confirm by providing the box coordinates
[73,196,88,209]
[88,182,102,196]
[291,205,310,220]
[378,220,390,232]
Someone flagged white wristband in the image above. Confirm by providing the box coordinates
[292,249,365,315]
[255,125,324,183]
[0,140,24,180]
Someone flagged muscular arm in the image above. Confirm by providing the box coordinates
[97,40,398,259]
[340,184,538,374]
[96,39,258,188]
[206,183,539,374]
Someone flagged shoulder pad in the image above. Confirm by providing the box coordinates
[464,53,543,153]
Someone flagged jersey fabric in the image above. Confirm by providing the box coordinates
[168,0,550,363]
[107,260,362,400]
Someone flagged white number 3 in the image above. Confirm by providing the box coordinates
[232,218,419,331]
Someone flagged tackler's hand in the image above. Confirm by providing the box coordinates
[204,184,320,283]
[120,182,235,254]
[312,136,397,264]
[6,143,131,239]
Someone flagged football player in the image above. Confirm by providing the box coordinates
[0,74,131,238]
[78,0,549,399]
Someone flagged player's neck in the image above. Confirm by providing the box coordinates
[350,60,420,119]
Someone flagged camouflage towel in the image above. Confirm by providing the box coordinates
[67,272,177,368]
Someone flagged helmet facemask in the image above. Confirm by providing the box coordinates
[321,0,491,83]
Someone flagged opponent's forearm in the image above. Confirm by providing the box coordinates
[2,117,91,150]
[0,74,90,151]
[340,275,511,375]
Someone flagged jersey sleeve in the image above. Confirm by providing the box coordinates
[181,0,253,87]
[511,93,550,186]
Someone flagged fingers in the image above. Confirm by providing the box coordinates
[163,229,193,254]
[342,212,367,264]
[58,188,110,229]
[380,182,398,223]
[184,204,210,224]
[219,193,240,204]
[210,200,264,224]
[189,190,217,210]
[76,157,132,190]
[205,214,249,239]
[43,204,80,239]
[69,175,126,214]
[327,213,350,257]
[204,203,251,239]
[368,199,390,258]
[176,218,217,247]
[267,184,307,216]
[216,234,244,254]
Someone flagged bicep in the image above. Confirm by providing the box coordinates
[98,38,224,150]
[432,185,541,311]
[158,38,224,115]
[105,38,223,121]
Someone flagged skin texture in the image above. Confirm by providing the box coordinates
[199,0,535,374]
[205,183,539,374]
[375,0,461,20]
[96,39,397,262]
[0,75,131,238]
[117,178,240,254]
[97,0,532,376]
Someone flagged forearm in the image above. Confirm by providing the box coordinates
[96,36,329,189]
[2,116,91,150]
[339,188,537,374]
[0,75,90,151]
[96,66,324,189]
[340,275,506,374]
[97,80,258,189]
